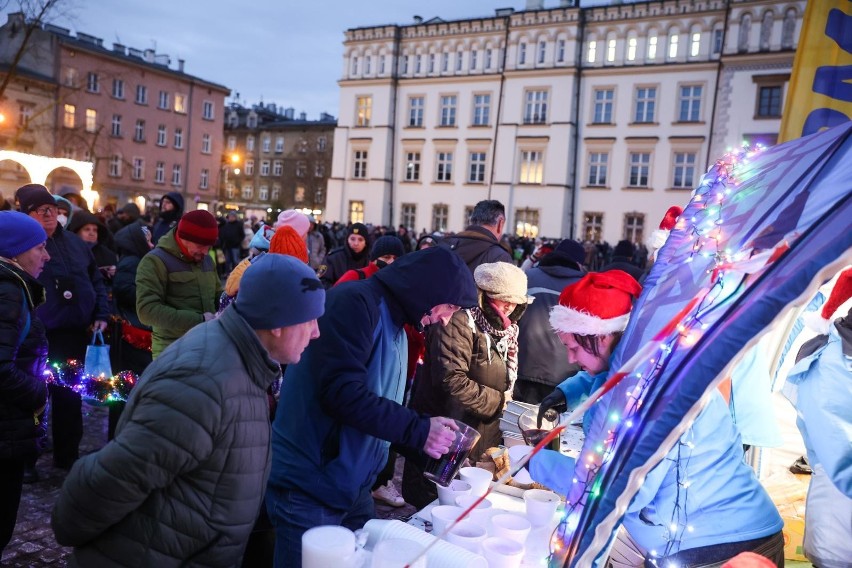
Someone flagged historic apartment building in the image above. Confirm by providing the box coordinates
[222,103,336,221]
[325,0,804,245]
[0,12,230,212]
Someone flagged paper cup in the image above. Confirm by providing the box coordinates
[445,520,487,554]
[454,495,493,526]
[436,479,472,505]
[430,505,465,536]
[524,488,560,527]
[459,466,492,496]
[489,513,531,544]
[371,538,426,568]
[302,525,358,568]
[481,537,524,568]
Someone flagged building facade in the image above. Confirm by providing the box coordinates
[0,13,230,212]
[326,0,804,245]
[222,103,336,222]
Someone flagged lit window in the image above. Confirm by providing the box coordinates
[63,104,75,128]
[587,40,597,63]
[627,38,637,61]
[690,32,701,57]
[356,96,372,127]
[583,212,603,242]
[174,94,187,114]
[519,151,543,184]
[648,36,658,60]
[349,200,365,223]
[669,34,679,59]
[607,39,616,63]
[86,109,97,133]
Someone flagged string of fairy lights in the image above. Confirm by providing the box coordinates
[546,142,767,567]
[44,359,137,405]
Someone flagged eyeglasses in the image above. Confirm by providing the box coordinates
[34,205,58,216]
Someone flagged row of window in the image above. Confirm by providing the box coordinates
[107,158,210,189]
[353,80,781,132]
[60,105,217,152]
[235,159,325,178]
[351,146,700,189]
[346,8,797,79]
[360,204,647,243]
[64,68,215,119]
[225,183,321,204]
[226,135,328,154]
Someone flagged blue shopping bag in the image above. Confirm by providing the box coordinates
[84,330,113,378]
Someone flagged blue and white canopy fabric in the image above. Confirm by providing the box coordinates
[559,123,852,567]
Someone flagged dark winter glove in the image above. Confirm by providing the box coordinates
[537,388,567,428]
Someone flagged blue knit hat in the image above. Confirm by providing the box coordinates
[370,235,405,261]
[0,211,48,258]
[234,253,325,329]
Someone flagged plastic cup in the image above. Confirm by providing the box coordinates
[524,488,560,527]
[481,537,524,568]
[445,520,487,554]
[370,538,426,568]
[489,513,531,544]
[423,420,481,487]
[518,408,560,450]
[435,479,471,506]
[459,466,493,497]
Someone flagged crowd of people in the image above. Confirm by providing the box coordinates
[1,185,845,568]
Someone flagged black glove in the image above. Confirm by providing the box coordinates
[537,389,567,428]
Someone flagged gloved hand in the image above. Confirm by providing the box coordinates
[537,388,567,428]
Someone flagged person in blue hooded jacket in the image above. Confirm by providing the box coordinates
[150,191,184,245]
[267,246,479,567]
[531,271,784,567]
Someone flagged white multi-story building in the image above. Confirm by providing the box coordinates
[326,0,804,246]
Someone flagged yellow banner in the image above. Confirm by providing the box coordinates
[779,1,852,142]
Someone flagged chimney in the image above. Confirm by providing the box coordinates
[495,7,515,16]
[177,58,185,72]
[143,48,155,63]
[413,15,423,24]
[525,0,544,10]
[284,107,295,120]
[299,112,307,121]
[113,42,126,55]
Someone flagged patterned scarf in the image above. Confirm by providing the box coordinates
[467,306,520,395]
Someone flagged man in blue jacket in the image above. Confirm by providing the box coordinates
[16,184,110,471]
[267,247,479,567]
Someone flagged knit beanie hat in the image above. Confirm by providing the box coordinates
[804,267,852,333]
[540,238,585,269]
[550,270,642,336]
[473,262,534,305]
[176,210,219,246]
[235,253,325,330]
[269,225,309,263]
[15,183,55,214]
[370,235,405,261]
[0,211,48,258]
[348,223,369,238]
[274,209,310,238]
[249,224,275,252]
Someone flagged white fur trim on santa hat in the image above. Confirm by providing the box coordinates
[549,304,630,336]
[802,309,831,335]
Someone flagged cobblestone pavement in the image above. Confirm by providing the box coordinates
[2,403,414,567]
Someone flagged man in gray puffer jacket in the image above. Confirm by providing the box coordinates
[51,254,324,567]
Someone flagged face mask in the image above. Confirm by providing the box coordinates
[56,214,68,226]
[375,259,389,269]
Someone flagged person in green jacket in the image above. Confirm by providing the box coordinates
[136,210,222,358]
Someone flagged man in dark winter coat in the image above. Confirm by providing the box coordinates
[514,239,586,403]
[220,211,246,273]
[107,203,141,234]
[16,184,110,470]
[318,222,370,288]
[151,192,184,245]
[52,254,325,568]
[267,247,479,567]
[440,199,512,272]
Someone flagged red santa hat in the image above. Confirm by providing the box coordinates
[649,205,684,254]
[804,268,852,333]
[549,270,643,336]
